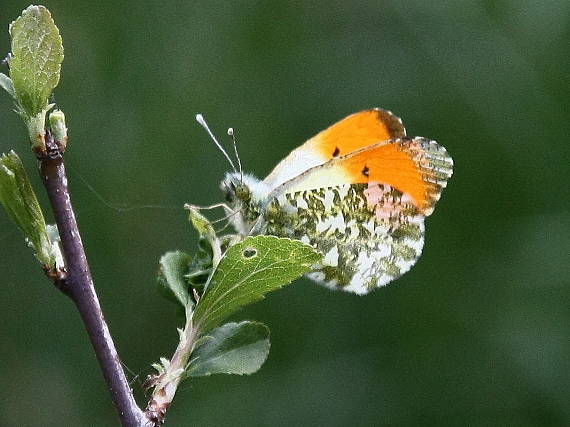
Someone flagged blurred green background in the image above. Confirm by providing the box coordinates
[1,1,568,426]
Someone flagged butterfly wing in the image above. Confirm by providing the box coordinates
[270,136,452,216]
[263,137,453,294]
[263,108,406,190]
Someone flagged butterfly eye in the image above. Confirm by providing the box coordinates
[234,183,251,202]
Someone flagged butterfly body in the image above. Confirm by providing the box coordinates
[220,109,453,295]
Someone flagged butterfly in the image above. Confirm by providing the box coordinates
[201,108,453,295]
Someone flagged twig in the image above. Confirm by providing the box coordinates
[144,313,198,425]
[38,131,148,427]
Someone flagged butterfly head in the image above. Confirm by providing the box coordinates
[221,172,271,205]
[221,173,250,205]
[220,172,272,235]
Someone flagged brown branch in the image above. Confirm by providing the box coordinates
[38,132,149,427]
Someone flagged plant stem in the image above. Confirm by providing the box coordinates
[38,132,148,427]
[145,313,198,425]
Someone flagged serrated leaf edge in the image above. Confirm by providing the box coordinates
[193,236,321,332]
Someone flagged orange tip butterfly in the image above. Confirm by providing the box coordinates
[197,109,453,295]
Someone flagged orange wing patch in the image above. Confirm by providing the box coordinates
[340,138,453,215]
[308,109,406,159]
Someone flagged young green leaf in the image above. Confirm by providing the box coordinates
[48,109,67,146]
[46,224,64,269]
[9,5,64,118]
[0,151,54,266]
[192,235,321,333]
[185,237,213,289]
[158,251,193,309]
[188,321,270,377]
[185,204,222,267]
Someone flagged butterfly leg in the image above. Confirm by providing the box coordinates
[185,202,231,211]
[247,214,267,236]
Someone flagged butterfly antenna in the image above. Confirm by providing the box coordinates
[227,127,243,183]
[195,114,237,173]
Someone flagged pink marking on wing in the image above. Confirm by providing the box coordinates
[375,200,402,220]
[400,193,415,204]
[364,181,415,221]
[363,182,386,208]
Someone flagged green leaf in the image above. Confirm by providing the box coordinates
[9,5,64,118]
[188,321,270,377]
[186,204,217,242]
[185,237,213,289]
[158,251,193,309]
[46,224,64,268]
[48,109,67,145]
[0,151,54,266]
[185,204,222,267]
[192,236,321,333]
